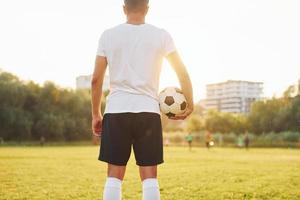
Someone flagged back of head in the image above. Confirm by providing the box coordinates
[124,0,149,12]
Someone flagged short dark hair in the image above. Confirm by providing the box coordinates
[124,0,149,12]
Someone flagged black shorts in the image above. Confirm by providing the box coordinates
[98,112,163,166]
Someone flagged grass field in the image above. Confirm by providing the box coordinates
[1,146,300,200]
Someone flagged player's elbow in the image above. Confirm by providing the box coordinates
[91,76,100,88]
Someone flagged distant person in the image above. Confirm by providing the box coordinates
[185,132,193,151]
[91,0,194,199]
[40,136,45,147]
[237,135,244,148]
[164,137,170,147]
[205,131,213,149]
[244,132,250,150]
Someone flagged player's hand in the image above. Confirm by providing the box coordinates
[92,115,102,137]
[169,106,193,120]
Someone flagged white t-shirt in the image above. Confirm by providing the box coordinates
[96,23,176,114]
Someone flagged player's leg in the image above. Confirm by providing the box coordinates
[107,164,126,180]
[99,113,133,200]
[103,164,126,200]
[132,113,163,200]
[139,165,157,181]
[139,166,160,200]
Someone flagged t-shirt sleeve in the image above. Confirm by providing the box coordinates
[162,30,176,57]
[96,31,107,57]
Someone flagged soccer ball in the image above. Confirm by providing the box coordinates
[159,87,187,118]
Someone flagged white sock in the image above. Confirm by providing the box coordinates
[103,177,122,200]
[142,178,160,200]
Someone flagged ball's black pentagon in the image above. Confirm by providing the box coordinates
[166,112,176,118]
[165,96,175,106]
[180,101,187,110]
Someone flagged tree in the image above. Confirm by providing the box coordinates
[0,71,96,141]
[33,114,64,140]
[204,110,248,134]
[186,115,203,133]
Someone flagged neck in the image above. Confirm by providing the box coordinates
[126,14,145,25]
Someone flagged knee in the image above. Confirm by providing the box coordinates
[139,166,157,181]
[107,164,126,180]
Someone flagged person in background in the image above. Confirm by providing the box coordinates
[244,132,250,150]
[205,131,212,149]
[185,132,193,151]
[164,136,170,147]
[237,134,244,148]
[40,136,45,147]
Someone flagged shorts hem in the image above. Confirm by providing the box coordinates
[136,160,164,166]
[98,157,128,166]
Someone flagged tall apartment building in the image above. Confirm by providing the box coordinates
[204,80,263,113]
[76,75,110,91]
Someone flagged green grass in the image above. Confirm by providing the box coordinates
[0,146,300,200]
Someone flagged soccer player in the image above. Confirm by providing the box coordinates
[205,131,212,149]
[185,132,193,151]
[244,132,250,150]
[91,0,193,199]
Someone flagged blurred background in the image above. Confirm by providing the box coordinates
[1,0,300,147]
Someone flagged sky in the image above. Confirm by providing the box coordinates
[0,0,300,101]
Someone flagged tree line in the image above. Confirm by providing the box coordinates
[0,70,299,142]
[0,71,95,142]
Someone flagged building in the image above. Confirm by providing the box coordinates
[204,80,263,114]
[76,75,110,91]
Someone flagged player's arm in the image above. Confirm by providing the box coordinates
[91,56,108,136]
[166,51,194,120]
